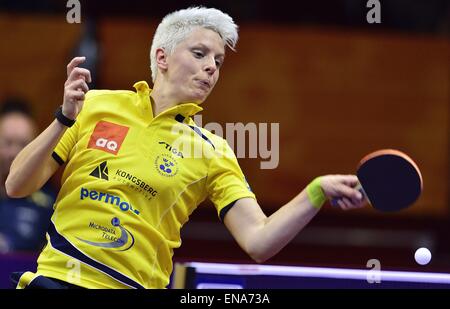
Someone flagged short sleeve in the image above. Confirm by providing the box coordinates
[206,140,256,220]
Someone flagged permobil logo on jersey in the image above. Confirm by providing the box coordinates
[80,187,140,216]
[88,121,129,155]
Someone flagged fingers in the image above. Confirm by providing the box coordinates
[67,67,92,84]
[67,57,86,77]
[64,79,89,105]
[66,78,89,94]
[326,176,362,201]
[62,57,90,120]
[320,174,367,211]
[67,57,83,76]
[337,197,366,211]
[65,89,86,102]
[337,198,352,210]
[337,183,363,201]
[338,175,359,187]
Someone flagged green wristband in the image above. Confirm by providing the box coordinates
[306,177,326,209]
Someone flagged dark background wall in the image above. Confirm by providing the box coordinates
[0,0,449,273]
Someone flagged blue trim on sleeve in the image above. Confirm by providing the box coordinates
[52,151,64,165]
[219,201,237,222]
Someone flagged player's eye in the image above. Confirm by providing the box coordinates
[192,50,204,58]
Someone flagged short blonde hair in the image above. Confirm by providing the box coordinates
[150,6,238,82]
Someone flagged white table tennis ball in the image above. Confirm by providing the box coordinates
[414,247,432,265]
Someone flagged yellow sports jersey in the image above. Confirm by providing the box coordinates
[32,81,255,289]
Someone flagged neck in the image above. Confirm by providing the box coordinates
[150,82,179,117]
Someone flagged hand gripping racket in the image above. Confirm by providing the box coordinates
[332,149,423,212]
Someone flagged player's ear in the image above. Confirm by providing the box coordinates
[156,48,168,72]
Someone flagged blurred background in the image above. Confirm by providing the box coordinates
[0,0,449,288]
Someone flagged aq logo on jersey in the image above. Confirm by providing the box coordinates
[155,154,179,177]
[77,217,135,251]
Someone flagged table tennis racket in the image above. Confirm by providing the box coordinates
[331,149,423,212]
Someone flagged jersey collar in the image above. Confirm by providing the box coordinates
[133,81,203,120]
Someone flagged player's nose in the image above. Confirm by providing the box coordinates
[204,58,217,75]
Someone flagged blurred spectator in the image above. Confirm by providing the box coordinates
[0,98,56,253]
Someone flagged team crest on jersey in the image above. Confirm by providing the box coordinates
[88,121,129,155]
[155,154,179,177]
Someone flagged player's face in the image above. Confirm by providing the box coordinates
[165,27,225,104]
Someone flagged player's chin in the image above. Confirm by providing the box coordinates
[190,90,210,104]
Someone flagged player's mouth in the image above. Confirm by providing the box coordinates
[196,79,211,90]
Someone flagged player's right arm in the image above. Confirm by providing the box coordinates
[224,175,365,263]
[5,57,91,198]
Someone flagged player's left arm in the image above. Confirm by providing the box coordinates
[223,175,366,263]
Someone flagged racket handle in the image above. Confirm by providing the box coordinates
[331,183,365,207]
